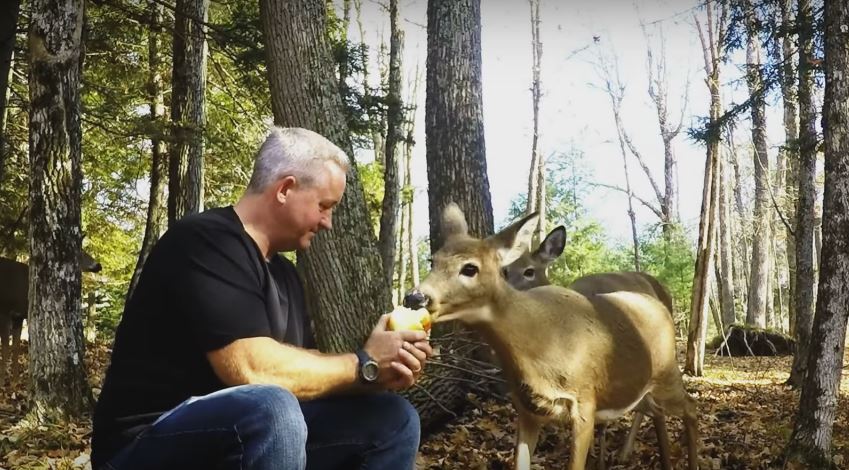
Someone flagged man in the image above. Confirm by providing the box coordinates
[92,127,432,470]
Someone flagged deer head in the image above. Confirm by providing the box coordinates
[500,225,565,290]
[404,203,538,326]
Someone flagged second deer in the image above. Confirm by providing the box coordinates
[405,204,698,470]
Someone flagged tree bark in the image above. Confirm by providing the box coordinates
[128,0,168,302]
[0,0,20,186]
[780,0,799,336]
[426,0,493,251]
[377,0,403,285]
[27,0,92,419]
[168,0,208,224]
[718,146,736,328]
[526,0,545,243]
[784,3,849,464]
[744,0,771,329]
[789,0,817,388]
[260,0,391,354]
[686,0,725,376]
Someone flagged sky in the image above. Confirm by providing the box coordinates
[349,0,790,245]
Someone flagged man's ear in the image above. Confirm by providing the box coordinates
[274,175,298,203]
[487,212,539,266]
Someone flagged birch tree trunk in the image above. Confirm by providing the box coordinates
[27,0,91,419]
[260,0,391,354]
[377,0,403,285]
[744,0,771,329]
[784,3,849,463]
[168,0,208,224]
[789,0,817,388]
[128,0,168,302]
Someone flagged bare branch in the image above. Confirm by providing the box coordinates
[592,182,664,219]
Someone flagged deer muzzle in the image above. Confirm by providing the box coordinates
[402,290,429,310]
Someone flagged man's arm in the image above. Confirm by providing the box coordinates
[207,337,361,399]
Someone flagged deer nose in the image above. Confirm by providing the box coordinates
[403,290,428,309]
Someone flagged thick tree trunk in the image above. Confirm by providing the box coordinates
[784,4,849,464]
[718,149,736,328]
[729,131,750,314]
[27,0,91,419]
[168,0,208,224]
[779,0,798,332]
[789,0,817,388]
[260,0,391,354]
[426,0,493,251]
[744,1,771,329]
[128,0,168,302]
[377,0,403,286]
[0,0,20,185]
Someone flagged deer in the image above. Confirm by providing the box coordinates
[0,251,102,383]
[501,225,678,466]
[404,204,698,470]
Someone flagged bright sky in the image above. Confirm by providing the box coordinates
[351,0,788,245]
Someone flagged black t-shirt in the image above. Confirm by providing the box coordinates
[91,206,314,466]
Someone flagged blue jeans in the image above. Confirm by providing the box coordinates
[101,384,421,470]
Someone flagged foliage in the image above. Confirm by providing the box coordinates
[635,224,697,317]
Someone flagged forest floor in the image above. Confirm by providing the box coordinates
[0,340,847,470]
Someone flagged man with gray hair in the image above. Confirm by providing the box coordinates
[92,127,431,470]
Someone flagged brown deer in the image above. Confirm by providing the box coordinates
[0,251,102,383]
[502,225,679,465]
[404,204,698,470]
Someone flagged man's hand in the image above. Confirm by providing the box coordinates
[363,314,433,390]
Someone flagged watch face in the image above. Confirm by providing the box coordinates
[363,361,380,382]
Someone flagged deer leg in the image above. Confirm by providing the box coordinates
[595,423,607,470]
[514,412,542,470]
[569,403,596,470]
[618,411,645,462]
[651,413,672,470]
[10,317,22,378]
[0,314,9,384]
[681,395,700,470]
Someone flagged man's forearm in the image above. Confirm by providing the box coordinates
[208,337,368,399]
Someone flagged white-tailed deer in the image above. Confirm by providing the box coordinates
[502,225,678,465]
[405,204,698,470]
[0,251,102,383]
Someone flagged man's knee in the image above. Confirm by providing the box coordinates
[372,393,420,443]
[231,384,307,445]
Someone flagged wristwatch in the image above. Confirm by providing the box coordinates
[356,349,379,384]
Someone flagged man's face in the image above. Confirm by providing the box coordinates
[279,162,346,250]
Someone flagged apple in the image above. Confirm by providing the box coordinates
[387,306,432,334]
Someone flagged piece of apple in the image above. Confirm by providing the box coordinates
[387,306,432,334]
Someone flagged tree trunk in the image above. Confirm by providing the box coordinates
[784,3,849,463]
[526,0,545,243]
[168,0,208,225]
[687,0,725,376]
[0,0,20,186]
[377,0,403,285]
[128,0,168,302]
[789,0,817,388]
[424,0,493,429]
[728,128,750,313]
[27,0,91,419]
[718,147,736,328]
[260,0,391,354]
[744,1,771,329]
[426,0,493,250]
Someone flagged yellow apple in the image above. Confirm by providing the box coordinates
[387,306,432,334]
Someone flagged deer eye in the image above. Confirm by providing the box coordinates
[523,268,535,279]
[460,263,479,277]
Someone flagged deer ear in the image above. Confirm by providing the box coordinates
[441,203,469,239]
[489,212,539,266]
[535,226,566,263]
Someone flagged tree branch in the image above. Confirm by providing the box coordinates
[592,182,664,219]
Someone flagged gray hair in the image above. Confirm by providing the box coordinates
[247,127,350,193]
